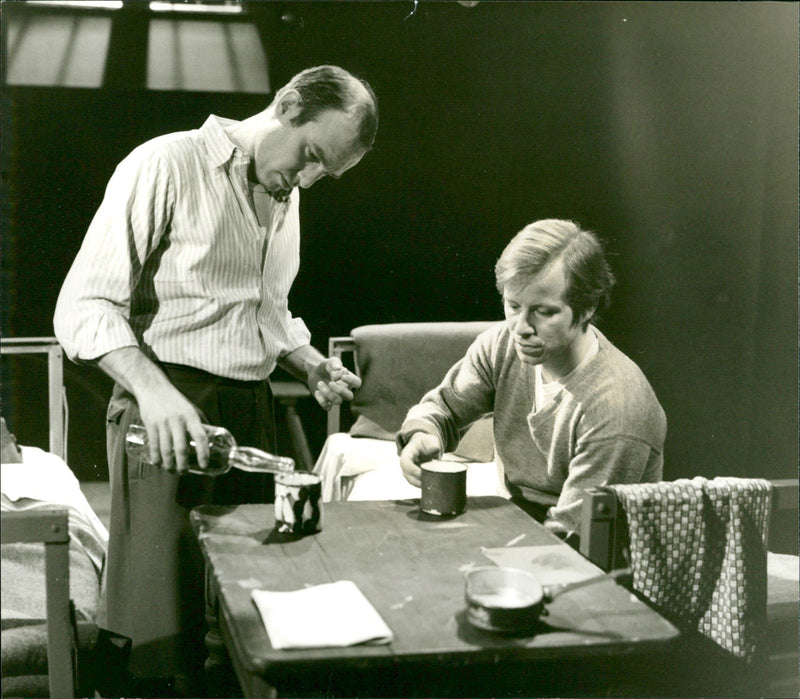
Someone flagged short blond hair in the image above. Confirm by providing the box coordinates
[495,219,616,327]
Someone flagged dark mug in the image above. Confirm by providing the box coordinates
[420,460,467,516]
[274,472,323,535]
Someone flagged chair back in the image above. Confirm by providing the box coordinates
[328,322,497,449]
[766,478,800,555]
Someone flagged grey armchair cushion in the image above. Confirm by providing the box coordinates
[348,322,498,462]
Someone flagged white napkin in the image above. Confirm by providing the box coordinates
[251,580,394,650]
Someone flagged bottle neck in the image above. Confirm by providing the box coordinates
[229,446,295,474]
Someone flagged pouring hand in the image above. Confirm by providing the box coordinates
[97,346,209,473]
[137,388,209,473]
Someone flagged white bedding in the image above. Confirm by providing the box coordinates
[1,446,108,622]
[313,433,509,502]
[2,446,108,547]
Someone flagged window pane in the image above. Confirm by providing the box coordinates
[147,18,270,93]
[6,14,112,87]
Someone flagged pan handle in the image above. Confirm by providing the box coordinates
[542,567,632,602]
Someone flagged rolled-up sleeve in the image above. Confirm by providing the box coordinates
[54,147,175,362]
[282,315,313,355]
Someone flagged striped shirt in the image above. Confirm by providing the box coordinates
[54,115,311,380]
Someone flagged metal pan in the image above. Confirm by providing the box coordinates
[464,565,631,633]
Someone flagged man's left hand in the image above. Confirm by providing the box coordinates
[308,356,361,410]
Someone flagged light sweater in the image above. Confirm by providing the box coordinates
[399,323,666,533]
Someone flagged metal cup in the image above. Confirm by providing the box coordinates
[420,460,467,516]
[274,472,323,535]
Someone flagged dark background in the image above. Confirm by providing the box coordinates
[2,1,797,484]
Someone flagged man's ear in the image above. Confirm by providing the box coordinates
[276,90,303,124]
[581,305,598,328]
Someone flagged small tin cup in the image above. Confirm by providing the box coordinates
[420,460,467,516]
[274,472,323,535]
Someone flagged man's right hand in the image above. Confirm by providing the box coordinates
[136,389,208,473]
[399,432,442,488]
[97,347,209,473]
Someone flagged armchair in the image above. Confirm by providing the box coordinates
[317,321,501,501]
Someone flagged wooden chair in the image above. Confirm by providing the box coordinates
[271,375,315,471]
[580,478,799,697]
[580,478,798,565]
[318,322,497,500]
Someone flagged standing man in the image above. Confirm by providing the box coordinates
[54,65,377,694]
[399,219,666,538]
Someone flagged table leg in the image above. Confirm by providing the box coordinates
[204,566,226,670]
[203,566,242,697]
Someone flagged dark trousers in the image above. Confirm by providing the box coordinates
[103,363,276,686]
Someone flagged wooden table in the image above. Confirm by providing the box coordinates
[191,497,679,697]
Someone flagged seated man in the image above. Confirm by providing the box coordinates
[398,219,666,537]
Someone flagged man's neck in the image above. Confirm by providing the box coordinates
[542,327,595,382]
[224,108,275,158]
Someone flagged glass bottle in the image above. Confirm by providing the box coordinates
[125,423,295,476]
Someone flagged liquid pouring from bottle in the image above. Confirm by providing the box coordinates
[125,423,295,476]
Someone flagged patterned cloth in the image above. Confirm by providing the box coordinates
[608,477,771,660]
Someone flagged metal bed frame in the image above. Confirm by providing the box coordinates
[1,509,76,698]
[1,336,66,461]
[1,336,76,696]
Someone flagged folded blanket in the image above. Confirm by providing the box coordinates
[1,446,108,626]
[609,477,771,660]
[2,496,105,623]
[1,621,131,697]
